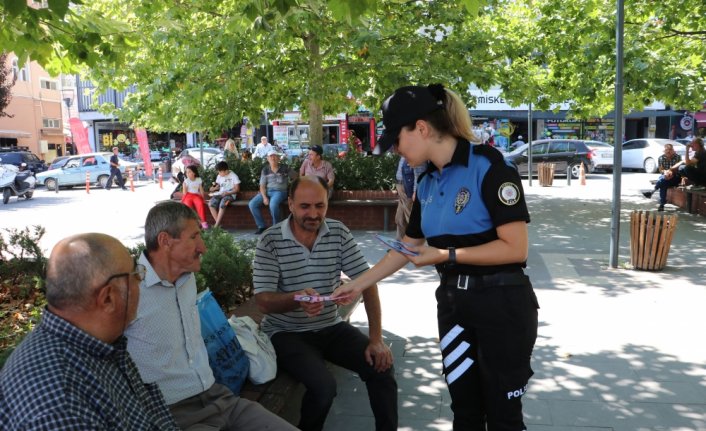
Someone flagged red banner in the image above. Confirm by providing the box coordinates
[135,128,153,177]
[69,118,91,154]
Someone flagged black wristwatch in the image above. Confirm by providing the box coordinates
[447,247,456,265]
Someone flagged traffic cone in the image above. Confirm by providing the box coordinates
[85,172,90,194]
[129,169,135,192]
[579,162,586,186]
[158,168,163,189]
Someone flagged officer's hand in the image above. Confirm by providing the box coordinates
[406,245,446,267]
[365,339,393,372]
[297,288,324,317]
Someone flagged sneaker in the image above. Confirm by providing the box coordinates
[255,227,266,235]
[642,190,653,199]
[201,222,209,229]
[658,205,665,211]
[122,187,128,191]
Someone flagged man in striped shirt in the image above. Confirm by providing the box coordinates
[254,176,398,431]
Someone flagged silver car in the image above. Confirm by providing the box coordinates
[621,139,686,173]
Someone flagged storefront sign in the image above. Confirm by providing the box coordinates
[273,125,288,144]
[680,115,694,130]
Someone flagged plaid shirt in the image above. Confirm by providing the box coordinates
[0,308,178,430]
[658,153,682,172]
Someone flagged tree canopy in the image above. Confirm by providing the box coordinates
[0,53,17,117]
[2,0,704,133]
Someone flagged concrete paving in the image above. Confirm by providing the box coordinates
[2,172,706,430]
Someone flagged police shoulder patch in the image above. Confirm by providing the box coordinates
[498,182,520,206]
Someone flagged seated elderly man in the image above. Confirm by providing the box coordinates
[0,233,178,430]
[248,149,298,234]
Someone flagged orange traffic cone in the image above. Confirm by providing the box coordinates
[129,169,135,192]
[85,172,90,194]
[579,162,586,186]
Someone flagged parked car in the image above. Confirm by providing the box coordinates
[504,139,595,179]
[36,152,135,190]
[0,149,47,174]
[48,155,71,170]
[585,141,614,173]
[170,147,224,176]
[621,139,686,173]
[675,138,692,146]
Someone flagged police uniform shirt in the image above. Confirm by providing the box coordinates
[406,139,530,275]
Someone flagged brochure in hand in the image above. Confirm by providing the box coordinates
[374,234,419,256]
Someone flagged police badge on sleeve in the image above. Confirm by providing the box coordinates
[498,182,520,206]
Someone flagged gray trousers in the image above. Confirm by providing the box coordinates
[169,383,299,431]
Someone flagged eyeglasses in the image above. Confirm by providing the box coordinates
[103,263,147,286]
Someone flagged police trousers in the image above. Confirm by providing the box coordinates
[436,271,539,431]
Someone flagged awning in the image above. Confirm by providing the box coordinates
[0,129,31,138]
[695,111,706,125]
[470,109,684,121]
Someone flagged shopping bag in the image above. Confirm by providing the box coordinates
[228,315,277,384]
[196,290,250,395]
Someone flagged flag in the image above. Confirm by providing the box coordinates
[69,118,91,154]
[135,128,153,177]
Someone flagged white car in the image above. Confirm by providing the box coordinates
[621,139,686,173]
[585,141,614,173]
[171,147,225,176]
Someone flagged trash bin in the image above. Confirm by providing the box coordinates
[630,210,678,270]
[538,163,555,187]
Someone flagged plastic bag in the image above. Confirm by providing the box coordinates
[228,315,277,385]
[196,290,250,395]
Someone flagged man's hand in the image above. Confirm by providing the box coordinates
[365,339,393,372]
[263,196,270,206]
[297,288,324,317]
[664,170,674,180]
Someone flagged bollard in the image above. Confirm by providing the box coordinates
[55,177,59,194]
[158,168,163,189]
[567,166,572,185]
[579,162,586,186]
[85,172,90,194]
[128,169,135,192]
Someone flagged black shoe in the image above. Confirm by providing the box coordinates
[642,190,653,199]
[122,187,128,190]
[658,205,665,211]
[255,227,266,235]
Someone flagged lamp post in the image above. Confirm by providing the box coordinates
[62,89,75,155]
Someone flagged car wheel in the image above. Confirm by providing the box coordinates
[44,178,57,191]
[643,158,657,173]
[98,175,109,188]
[2,188,10,204]
[569,163,582,179]
[25,191,33,199]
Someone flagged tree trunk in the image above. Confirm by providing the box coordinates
[303,33,323,147]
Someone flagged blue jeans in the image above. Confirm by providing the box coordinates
[248,190,287,228]
[655,173,682,205]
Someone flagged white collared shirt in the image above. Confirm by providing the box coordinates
[125,252,215,405]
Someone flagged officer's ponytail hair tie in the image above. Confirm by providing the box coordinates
[427,84,446,107]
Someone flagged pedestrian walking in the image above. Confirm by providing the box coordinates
[105,146,127,190]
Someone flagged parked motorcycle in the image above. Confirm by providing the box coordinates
[0,162,36,204]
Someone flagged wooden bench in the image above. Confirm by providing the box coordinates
[666,186,706,216]
[228,292,363,423]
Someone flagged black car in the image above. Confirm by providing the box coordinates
[0,149,48,174]
[504,139,595,179]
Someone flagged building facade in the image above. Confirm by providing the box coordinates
[0,55,66,161]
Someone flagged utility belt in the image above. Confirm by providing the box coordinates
[438,271,529,290]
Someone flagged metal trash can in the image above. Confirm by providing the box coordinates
[538,163,555,187]
[630,210,678,271]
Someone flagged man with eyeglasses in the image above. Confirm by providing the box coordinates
[125,201,297,431]
[0,233,178,430]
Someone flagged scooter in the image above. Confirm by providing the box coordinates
[0,163,36,204]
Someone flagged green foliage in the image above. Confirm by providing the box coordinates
[195,228,257,311]
[0,226,47,367]
[0,226,47,288]
[330,152,399,191]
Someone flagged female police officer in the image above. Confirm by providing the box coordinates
[334,84,538,431]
